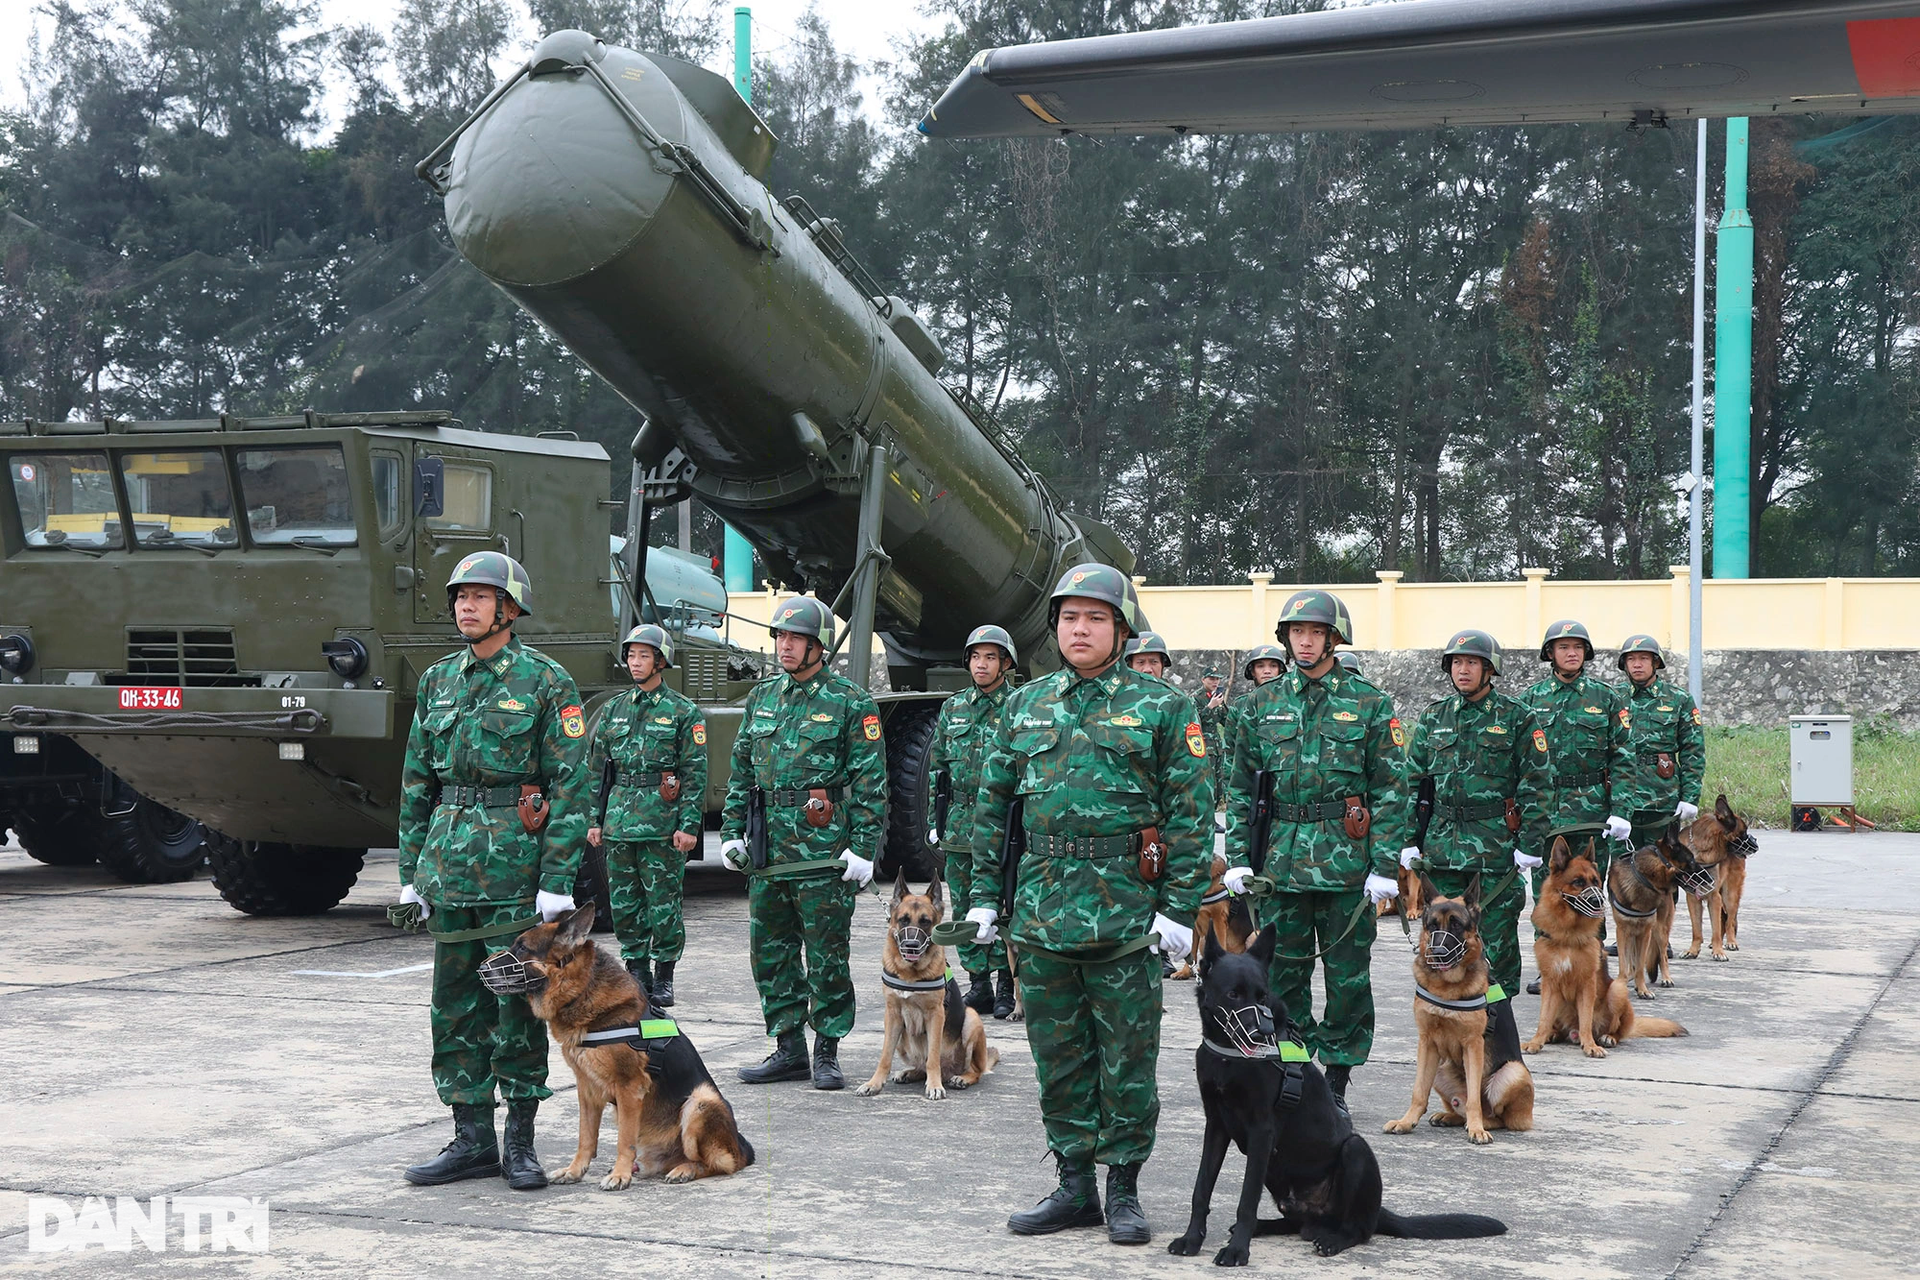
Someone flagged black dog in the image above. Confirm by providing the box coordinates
[1167,928,1508,1263]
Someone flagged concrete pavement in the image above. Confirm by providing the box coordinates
[1,831,1915,1276]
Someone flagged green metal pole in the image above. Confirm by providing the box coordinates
[1712,117,1752,579]
[722,6,757,594]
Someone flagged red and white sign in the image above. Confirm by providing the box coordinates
[118,687,183,710]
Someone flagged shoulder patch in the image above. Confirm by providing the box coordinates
[561,705,585,739]
[1532,727,1548,753]
[1389,716,1406,748]
[1186,722,1206,758]
[862,713,881,741]
[1691,707,1703,726]
[692,722,706,746]
[1617,708,1632,728]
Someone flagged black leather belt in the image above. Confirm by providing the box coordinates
[771,786,846,806]
[615,770,667,788]
[438,784,522,808]
[1435,799,1509,823]
[1027,831,1138,859]
[1271,800,1345,823]
[1555,770,1607,788]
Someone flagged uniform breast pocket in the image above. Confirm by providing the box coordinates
[1084,723,1153,795]
[1642,707,1680,750]
[744,719,777,768]
[479,709,538,774]
[1321,719,1368,775]
[1008,726,1061,794]
[797,719,842,774]
[1424,727,1459,767]
[421,704,461,772]
[1257,717,1302,769]
[642,722,679,765]
[1477,727,1517,759]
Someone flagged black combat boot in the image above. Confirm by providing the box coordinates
[738,1030,810,1084]
[404,1103,499,1185]
[993,969,1017,1020]
[1104,1163,1151,1245]
[502,1099,548,1190]
[1007,1156,1104,1235]
[812,1035,844,1090]
[1324,1064,1352,1118]
[651,960,676,1008]
[1526,978,1542,995]
[625,958,652,1002]
[964,971,995,1014]
[1604,942,1619,957]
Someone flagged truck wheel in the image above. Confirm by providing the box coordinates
[880,701,943,882]
[209,836,365,916]
[96,795,209,884]
[573,839,615,933]
[10,807,103,867]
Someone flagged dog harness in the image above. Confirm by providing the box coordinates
[1200,886,1234,906]
[1608,860,1661,919]
[1201,1020,1311,1110]
[1202,1037,1310,1063]
[880,966,955,993]
[579,1019,682,1050]
[1413,981,1508,1012]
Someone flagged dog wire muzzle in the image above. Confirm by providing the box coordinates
[477,948,546,995]
[1562,884,1608,917]
[892,923,932,961]
[1423,926,1468,970]
[1728,830,1758,859]
[1677,864,1718,895]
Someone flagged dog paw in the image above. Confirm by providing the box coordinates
[899,1068,927,1083]
[1430,1112,1464,1127]
[1711,952,1728,962]
[1680,948,1700,960]
[1467,1126,1492,1145]
[1312,1239,1341,1257]
[599,1171,633,1191]
[1010,1010,1025,1023]
[943,1076,971,1091]
[1726,941,1740,951]
[1381,1116,1419,1134]
[550,1167,586,1185]
[1658,977,1677,989]
[1582,1043,1609,1059]
[663,1165,699,1184]
[854,1081,884,1096]
[1598,1034,1618,1047]
[1167,1233,1204,1257]
[924,1084,947,1101]
[1521,1040,1544,1055]
[1212,1243,1251,1267]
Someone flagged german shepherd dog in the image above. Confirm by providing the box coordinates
[1383,874,1533,1145]
[1609,823,1713,998]
[1168,929,1507,1263]
[1525,840,1687,1058]
[1171,855,1255,982]
[497,905,754,1188]
[856,872,998,1100]
[1681,795,1754,962]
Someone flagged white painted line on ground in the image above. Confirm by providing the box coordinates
[291,963,434,978]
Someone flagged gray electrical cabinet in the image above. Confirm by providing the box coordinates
[1790,716,1854,805]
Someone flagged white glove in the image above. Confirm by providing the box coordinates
[839,849,874,887]
[928,826,941,845]
[535,890,575,921]
[720,838,750,872]
[398,884,431,921]
[1364,872,1399,904]
[965,906,999,945]
[1512,848,1543,870]
[1676,801,1699,824]
[1223,866,1254,895]
[1603,814,1633,842]
[1151,913,1194,961]
[1400,846,1422,870]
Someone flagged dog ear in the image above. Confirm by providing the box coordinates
[1248,925,1277,966]
[555,903,595,948]
[1464,872,1482,911]
[1716,794,1737,830]
[1201,927,1226,976]
[1549,836,1572,873]
[1417,870,1440,906]
[891,868,909,902]
[926,869,944,912]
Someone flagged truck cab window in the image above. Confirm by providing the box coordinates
[371,451,404,539]
[422,462,492,532]
[10,453,126,550]
[237,446,356,546]
[118,451,239,549]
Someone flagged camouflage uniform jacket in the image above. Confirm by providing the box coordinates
[1223,667,1409,888]
[927,680,1009,854]
[1402,689,1553,872]
[1622,677,1705,810]
[1522,671,1644,817]
[586,683,707,841]
[720,667,887,862]
[1198,687,1230,750]
[972,663,1213,954]
[398,635,589,905]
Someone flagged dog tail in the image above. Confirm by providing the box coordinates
[1626,1016,1688,1039]
[1375,1208,1507,1240]
[1226,894,1255,938]
[984,1045,1001,1073]
[735,1131,756,1168]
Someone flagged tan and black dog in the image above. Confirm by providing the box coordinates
[1171,855,1255,981]
[1608,823,1712,998]
[1383,874,1533,1145]
[1681,794,1754,961]
[1525,839,1687,1058]
[856,872,998,1100]
[496,905,754,1189]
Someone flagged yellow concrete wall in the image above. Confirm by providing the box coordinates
[730,567,1920,653]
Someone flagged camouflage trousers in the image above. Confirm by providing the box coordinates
[1428,867,1527,995]
[748,871,857,1039]
[1259,888,1377,1068]
[1532,788,1613,899]
[943,850,1007,974]
[604,838,685,966]
[1016,946,1163,1166]
[429,903,551,1106]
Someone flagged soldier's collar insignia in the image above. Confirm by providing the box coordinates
[1331,710,1359,721]
[809,712,833,722]
[497,696,527,712]
[1109,714,1143,726]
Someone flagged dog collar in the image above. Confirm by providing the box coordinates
[881,966,954,993]
[1413,981,1507,1011]
[1200,887,1233,905]
[1201,1038,1310,1062]
[1607,887,1658,919]
[580,1018,681,1048]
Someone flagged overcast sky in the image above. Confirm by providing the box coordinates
[0,1,946,135]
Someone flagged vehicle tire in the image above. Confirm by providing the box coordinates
[95,793,209,883]
[209,836,365,916]
[879,700,943,882]
[573,838,615,933]
[10,806,103,867]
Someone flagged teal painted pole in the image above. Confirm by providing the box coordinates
[723,6,757,594]
[1712,117,1753,579]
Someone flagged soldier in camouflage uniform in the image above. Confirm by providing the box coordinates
[1617,635,1706,844]
[1399,630,1552,995]
[397,551,588,1191]
[585,623,707,1009]
[1524,620,1639,864]
[1217,643,1287,779]
[1197,669,1229,795]
[970,563,1210,1246]
[928,624,1017,1018]
[1122,630,1173,679]
[1222,591,1406,1112]
[719,595,885,1090]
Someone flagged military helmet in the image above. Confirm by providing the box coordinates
[1617,634,1667,672]
[1539,618,1594,662]
[1440,628,1503,676]
[619,623,674,669]
[1242,643,1288,680]
[446,550,533,615]
[1335,652,1364,676]
[768,595,834,645]
[1274,589,1352,650]
[1048,562,1146,637]
[1125,631,1172,669]
[964,623,1017,666]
